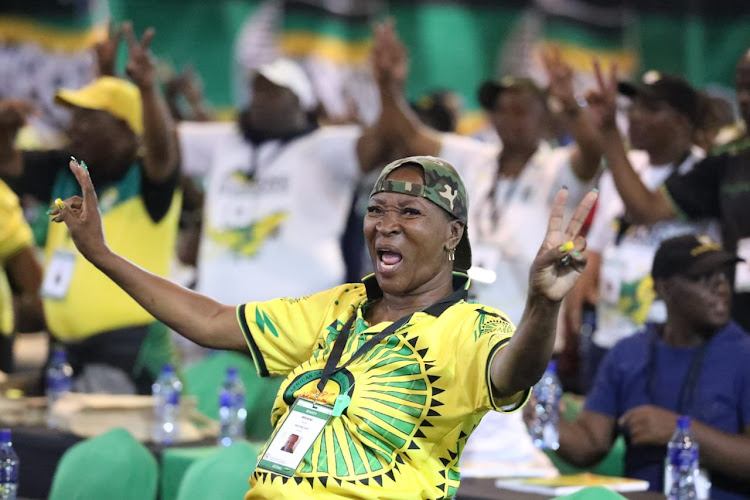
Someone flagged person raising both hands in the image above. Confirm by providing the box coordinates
[51,155,596,499]
[0,22,180,394]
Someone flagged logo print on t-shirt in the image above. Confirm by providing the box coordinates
[618,275,655,325]
[262,324,448,489]
[208,211,288,256]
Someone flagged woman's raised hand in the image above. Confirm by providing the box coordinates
[528,188,599,303]
[49,159,109,264]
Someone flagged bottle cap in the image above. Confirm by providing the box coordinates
[227,366,238,378]
[547,360,557,373]
[677,415,691,430]
[53,347,67,362]
[0,429,11,442]
[162,363,174,374]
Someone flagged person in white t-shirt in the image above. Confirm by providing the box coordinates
[178,59,385,305]
[568,69,720,389]
[368,22,602,470]
[371,23,603,326]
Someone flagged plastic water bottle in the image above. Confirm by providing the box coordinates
[0,429,19,500]
[530,360,562,450]
[664,416,700,499]
[152,364,183,445]
[217,366,247,446]
[45,347,73,429]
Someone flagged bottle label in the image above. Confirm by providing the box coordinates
[668,447,698,468]
[0,461,19,482]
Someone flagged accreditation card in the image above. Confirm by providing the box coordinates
[256,398,333,477]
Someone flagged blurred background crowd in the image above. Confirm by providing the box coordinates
[1,0,750,497]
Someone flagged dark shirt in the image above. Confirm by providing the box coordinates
[585,322,750,499]
[665,147,750,330]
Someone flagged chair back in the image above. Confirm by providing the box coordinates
[183,351,283,440]
[48,427,158,500]
[175,441,261,500]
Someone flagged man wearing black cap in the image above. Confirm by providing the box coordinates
[582,50,750,332]
[571,69,720,389]
[545,234,750,499]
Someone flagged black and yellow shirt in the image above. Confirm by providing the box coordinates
[38,156,181,341]
[237,273,529,499]
[0,179,34,336]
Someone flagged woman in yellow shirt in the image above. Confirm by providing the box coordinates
[51,155,596,499]
[0,178,43,372]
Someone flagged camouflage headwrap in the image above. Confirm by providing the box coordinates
[370,156,472,271]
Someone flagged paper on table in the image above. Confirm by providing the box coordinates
[495,473,650,496]
[50,392,218,443]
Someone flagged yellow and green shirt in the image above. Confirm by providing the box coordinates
[237,273,529,499]
[0,179,34,336]
[43,165,181,341]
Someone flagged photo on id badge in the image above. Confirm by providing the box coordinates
[281,434,300,453]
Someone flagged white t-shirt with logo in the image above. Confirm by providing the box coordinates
[439,134,598,325]
[178,122,361,304]
[587,149,720,349]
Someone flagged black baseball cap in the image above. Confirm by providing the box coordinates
[651,234,743,280]
[618,71,700,126]
[478,76,545,111]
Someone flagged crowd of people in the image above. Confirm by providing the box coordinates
[0,17,749,500]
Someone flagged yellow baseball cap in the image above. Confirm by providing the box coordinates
[55,76,143,135]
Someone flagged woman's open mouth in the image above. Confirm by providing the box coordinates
[377,249,403,273]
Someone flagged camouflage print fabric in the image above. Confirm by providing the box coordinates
[370,156,469,222]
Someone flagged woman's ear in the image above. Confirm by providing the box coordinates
[447,220,464,250]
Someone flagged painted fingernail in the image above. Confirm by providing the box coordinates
[559,241,574,253]
[591,188,599,194]
[81,161,88,171]
[562,184,568,190]
[70,155,77,164]
[45,207,54,215]
[54,198,65,210]
[573,251,581,258]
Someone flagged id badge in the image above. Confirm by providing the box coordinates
[256,398,333,477]
[734,238,750,292]
[41,250,77,300]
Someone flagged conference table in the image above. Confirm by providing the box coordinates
[11,425,665,500]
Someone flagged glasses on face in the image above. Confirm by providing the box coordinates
[684,271,729,289]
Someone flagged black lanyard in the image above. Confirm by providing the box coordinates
[315,286,468,394]
[478,170,519,240]
[646,329,708,414]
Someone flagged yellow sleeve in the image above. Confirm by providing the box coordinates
[0,180,33,263]
[454,305,530,413]
[236,286,343,377]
